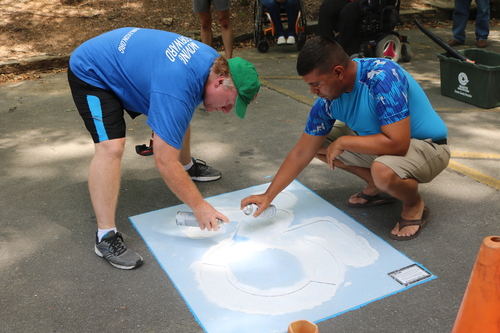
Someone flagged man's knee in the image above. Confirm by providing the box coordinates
[371,161,399,191]
[217,11,231,29]
[219,19,231,30]
[198,12,212,29]
[95,138,126,159]
[200,21,212,30]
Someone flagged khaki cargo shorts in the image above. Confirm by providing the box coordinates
[324,121,451,183]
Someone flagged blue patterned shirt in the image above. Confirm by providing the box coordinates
[305,58,447,141]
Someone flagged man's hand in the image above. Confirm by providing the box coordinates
[193,200,229,231]
[326,139,344,171]
[241,194,272,217]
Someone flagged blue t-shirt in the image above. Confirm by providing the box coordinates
[69,27,220,149]
[305,58,448,141]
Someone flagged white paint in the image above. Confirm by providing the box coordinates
[191,191,379,315]
[184,224,228,239]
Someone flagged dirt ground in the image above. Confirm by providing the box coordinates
[0,0,440,58]
[1,0,310,60]
[0,0,442,82]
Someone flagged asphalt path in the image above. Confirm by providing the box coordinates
[1,24,499,332]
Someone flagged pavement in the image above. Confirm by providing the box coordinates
[1,22,500,333]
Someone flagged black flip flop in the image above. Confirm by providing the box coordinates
[390,206,431,241]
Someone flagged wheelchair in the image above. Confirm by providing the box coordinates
[253,0,307,53]
[352,0,411,62]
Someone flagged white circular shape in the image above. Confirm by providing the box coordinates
[458,72,469,86]
[199,232,342,314]
[224,246,315,297]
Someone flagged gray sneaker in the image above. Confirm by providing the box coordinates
[187,158,222,182]
[95,231,143,270]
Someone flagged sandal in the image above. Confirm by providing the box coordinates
[346,192,397,208]
[390,207,430,241]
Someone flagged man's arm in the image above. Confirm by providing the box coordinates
[241,132,326,216]
[326,117,411,168]
[153,134,227,231]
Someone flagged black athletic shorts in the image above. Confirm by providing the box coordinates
[67,67,141,143]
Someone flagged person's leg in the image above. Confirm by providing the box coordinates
[451,0,472,43]
[474,0,490,41]
[371,162,425,237]
[337,0,362,54]
[198,10,214,46]
[317,0,350,39]
[176,125,222,181]
[68,68,143,269]
[216,9,234,58]
[284,0,299,39]
[323,139,448,238]
[373,139,450,237]
[89,138,125,230]
[333,159,382,199]
[262,0,285,38]
[91,139,143,270]
[68,70,127,231]
[328,153,425,237]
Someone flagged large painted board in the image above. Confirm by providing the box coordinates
[129,180,435,333]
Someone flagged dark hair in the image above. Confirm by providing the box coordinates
[296,36,350,76]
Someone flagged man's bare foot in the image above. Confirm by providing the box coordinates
[391,200,426,238]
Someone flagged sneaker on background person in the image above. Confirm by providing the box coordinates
[187,158,222,182]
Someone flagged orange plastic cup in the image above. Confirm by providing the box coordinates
[288,319,319,333]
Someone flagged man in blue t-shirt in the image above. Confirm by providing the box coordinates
[241,36,450,241]
[68,28,260,269]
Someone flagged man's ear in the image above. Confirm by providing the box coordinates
[214,76,226,88]
[333,66,345,79]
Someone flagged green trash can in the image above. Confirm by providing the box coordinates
[438,49,500,109]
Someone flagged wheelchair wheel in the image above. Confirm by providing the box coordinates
[297,33,306,51]
[253,0,265,50]
[375,33,401,62]
[257,40,270,53]
[401,43,412,62]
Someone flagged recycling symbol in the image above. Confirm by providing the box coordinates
[458,72,469,86]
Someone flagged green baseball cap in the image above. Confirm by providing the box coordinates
[228,57,260,119]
